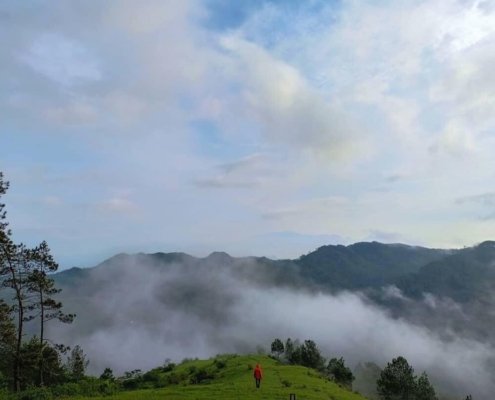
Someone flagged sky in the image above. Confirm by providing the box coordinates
[1,0,495,267]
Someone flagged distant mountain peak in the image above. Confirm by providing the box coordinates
[205,251,233,263]
[476,240,495,248]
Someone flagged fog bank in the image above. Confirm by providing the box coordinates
[49,257,494,399]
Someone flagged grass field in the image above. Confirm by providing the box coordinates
[69,355,368,400]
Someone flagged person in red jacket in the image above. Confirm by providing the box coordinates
[253,363,263,389]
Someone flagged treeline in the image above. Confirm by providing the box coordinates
[271,338,474,400]
[269,338,477,400]
[270,338,355,389]
[0,173,96,399]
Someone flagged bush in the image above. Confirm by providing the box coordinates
[51,377,121,397]
[161,362,176,373]
[50,382,80,397]
[326,357,354,388]
[189,367,214,384]
[166,372,181,385]
[213,359,226,369]
[281,379,291,387]
[17,387,53,400]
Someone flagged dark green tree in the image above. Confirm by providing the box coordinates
[67,345,89,381]
[414,372,437,400]
[327,357,355,388]
[377,356,416,400]
[0,173,20,391]
[285,338,294,362]
[300,340,325,370]
[100,368,115,381]
[0,299,16,388]
[19,337,65,389]
[0,172,75,391]
[285,338,302,365]
[1,242,38,392]
[27,241,75,386]
[271,338,284,358]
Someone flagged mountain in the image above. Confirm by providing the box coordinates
[399,241,495,303]
[54,241,451,293]
[296,241,450,290]
[51,241,495,349]
[46,241,495,399]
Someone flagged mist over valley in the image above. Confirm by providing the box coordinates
[46,241,495,399]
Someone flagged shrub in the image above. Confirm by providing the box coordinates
[50,382,81,397]
[17,387,53,400]
[161,362,176,373]
[166,372,180,385]
[213,359,226,369]
[189,367,214,384]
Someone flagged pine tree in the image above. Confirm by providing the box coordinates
[27,241,75,386]
[300,340,325,370]
[270,338,284,358]
[67,345,89,381]
[1,241,36,391]
[377,356,416,400]
[415,372,437,400]
[285,338,294,362]
[0,172,74,391]
[0,299,16,388]
[0,173,33,391]
[327,357,355,388]
[99,368,115,381]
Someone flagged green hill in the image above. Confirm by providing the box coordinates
[399,241,495,302]
[297,242,450,290]
[70,355,368,400]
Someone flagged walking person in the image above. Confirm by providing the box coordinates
[253,363,263,389]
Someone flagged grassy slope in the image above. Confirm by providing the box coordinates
[72,355,368,400]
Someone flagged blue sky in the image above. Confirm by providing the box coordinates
[1,0,495,267]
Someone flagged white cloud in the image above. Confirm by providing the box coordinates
[220,36,361,157]
[4,0,495,261]
[96,197,139,214]
[20,33,101,87]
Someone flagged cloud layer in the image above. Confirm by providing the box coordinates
[48,257,495,399]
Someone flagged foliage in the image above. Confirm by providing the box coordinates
[188,366,215,384]
[66,345,89,381]
[51,377,121,397]
[415,372,437,400]
[300,340,326,371]
[213,359,226,369]
[16,386,53,400]
[99,368,115,381]
[377,356,438,400]
[19,338,66,389]
[377,356,416,400]
[270,338,284,358]
[0,299,16,388]
[284,338,295,363]
[327,357,355,388]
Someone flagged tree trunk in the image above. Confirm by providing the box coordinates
[39,287,44,387]
[14,290,23,392]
